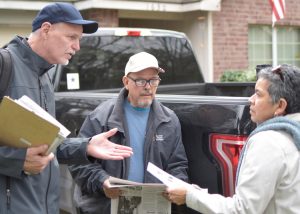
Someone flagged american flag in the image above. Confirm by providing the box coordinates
[269,0,286,27]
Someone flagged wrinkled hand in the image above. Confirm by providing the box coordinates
[103,179,122,199]
[165,186,187,205]
[23,145,55,174]
[87,128,133,160]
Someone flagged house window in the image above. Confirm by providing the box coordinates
[248,25,300,68]
[277,27,300,66]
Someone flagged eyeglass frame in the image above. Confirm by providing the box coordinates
[126,75,161,87]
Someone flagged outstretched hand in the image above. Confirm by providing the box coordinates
[87,128,133,160]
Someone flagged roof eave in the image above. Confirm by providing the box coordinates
[0,0,221,12]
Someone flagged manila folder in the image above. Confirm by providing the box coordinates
[0,96,60,149]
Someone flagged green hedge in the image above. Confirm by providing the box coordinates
[220,69,256,82]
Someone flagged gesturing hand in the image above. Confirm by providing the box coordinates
[23,145,55,174]
[87,128,133,160]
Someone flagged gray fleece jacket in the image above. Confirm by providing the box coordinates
[0,36,91,214]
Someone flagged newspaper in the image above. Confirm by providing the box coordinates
[109,177,171,214]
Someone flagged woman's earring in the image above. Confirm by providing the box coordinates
[274,112,278,117]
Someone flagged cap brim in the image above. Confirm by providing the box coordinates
[67,20,99,34]
[126,66,165,76]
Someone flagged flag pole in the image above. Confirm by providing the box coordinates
[269,0,285,67]
[272,26,278,67]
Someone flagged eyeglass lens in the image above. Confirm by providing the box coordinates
[127,76,161,87]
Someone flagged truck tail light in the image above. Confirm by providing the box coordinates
[127,31,141,36]
[209,134,247,197]
[115,29,152,36]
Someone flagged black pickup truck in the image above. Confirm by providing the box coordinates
[52,28,256,214]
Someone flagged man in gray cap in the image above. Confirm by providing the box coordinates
[0,3,132,214]
[69,52,189,214]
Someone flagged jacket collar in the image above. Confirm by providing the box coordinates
[108,88,171,133]
[285,112,300,123]
[9,36,53,76]
[249,113,300,151]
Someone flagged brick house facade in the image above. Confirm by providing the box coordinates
[212,0,300,81]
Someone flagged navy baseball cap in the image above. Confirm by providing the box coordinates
[32,3,98,34]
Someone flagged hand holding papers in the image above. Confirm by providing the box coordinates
[147,162,208,192]
[147,162,209,206]
[0,96,70,155]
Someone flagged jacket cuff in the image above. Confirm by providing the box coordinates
[86,137,96,162]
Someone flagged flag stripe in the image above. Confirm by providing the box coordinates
[274,0,285,18]
[269,0,285,26]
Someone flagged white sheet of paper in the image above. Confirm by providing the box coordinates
[16,95,70,137]
[147,162,190,188]
[67,73,80,90]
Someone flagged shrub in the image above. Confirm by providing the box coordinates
[220,69,256,82]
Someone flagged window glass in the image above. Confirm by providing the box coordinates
[248,25,300,68]
[277,27,300,66]
[248,26,272,69]
[57,35,203,91]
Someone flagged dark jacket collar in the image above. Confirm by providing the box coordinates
[8,36,53,76]
[108,88,171,132]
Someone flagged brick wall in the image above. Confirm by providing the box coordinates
[212,0,300,81]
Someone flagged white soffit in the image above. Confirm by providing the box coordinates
[0,0,221,12]
[0,1,47,10]
[76,0,221,12]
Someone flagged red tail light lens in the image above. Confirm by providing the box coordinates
[127,31,141,36]
[209,134,247,196]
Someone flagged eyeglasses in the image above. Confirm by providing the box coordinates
[127,76,161,87]
[272,65,284,82]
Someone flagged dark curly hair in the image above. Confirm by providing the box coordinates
[257,64,300,114]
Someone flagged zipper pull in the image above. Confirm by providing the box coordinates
[6,188,10,209]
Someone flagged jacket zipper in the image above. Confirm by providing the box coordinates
[39,78,48,112]
[6,176,10,210]
[45,162,51,214]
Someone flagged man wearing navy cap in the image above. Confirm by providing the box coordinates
[0,3,132,214]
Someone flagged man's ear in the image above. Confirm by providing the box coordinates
[40,22,52,38]
[276,98,288,116]
[122,76,129,90]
